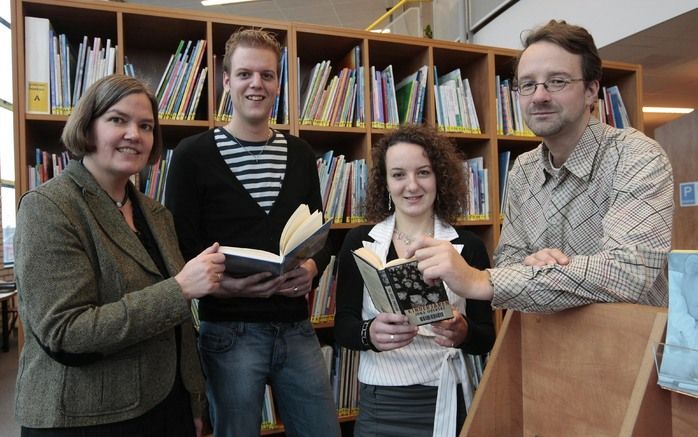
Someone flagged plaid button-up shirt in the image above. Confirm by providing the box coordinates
[491,118,674,312]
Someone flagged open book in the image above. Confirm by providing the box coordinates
[219,204,332,276]
[352,247,453,326]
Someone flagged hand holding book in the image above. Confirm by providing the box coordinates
[406,235,494,301]
[367,312,418,352]
[352,246,454,326]
[218,204,331,277]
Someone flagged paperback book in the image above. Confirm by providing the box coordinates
[219,204,331,276]
[352,247,453,325]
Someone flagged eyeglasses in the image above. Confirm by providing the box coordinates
[514,78,584,96]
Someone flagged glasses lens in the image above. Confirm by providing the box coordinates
[518,83,535,95]
[546,79,567,92]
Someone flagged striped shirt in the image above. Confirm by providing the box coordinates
[491,118,674,312]
[214,127,287,213]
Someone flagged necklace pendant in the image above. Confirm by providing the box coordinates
[393,227,433,246]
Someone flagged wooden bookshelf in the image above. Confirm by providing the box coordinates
[11,0,646,434]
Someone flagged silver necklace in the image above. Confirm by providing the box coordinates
[393,228,433,246]
[229,128,274,163]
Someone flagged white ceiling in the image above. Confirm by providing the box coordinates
[125,0,697,137]
[599,8,698,136]
[131,0,395,29]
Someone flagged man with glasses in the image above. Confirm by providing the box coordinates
[409,19,674,312]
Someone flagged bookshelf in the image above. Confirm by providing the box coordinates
[11,0,646,434]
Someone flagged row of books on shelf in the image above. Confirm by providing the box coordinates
[215,48,290,124]
[317,150,368,224]
[141,149,174,203]
[324,344,361,417]
[461,157,490,221]
[598,85,631,128]
[370,64,427,129]
[434,67,481,134]
[154,40,208,121]
[309,255,337,324]
[496,76,534,137]
[27,146,490,222]
[25,16,117,115]
[28,148,71,189]
[298,45,364,128]
[28,146,174,204]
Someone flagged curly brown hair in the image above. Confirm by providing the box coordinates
[365,125,467,224]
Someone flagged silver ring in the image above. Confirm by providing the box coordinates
[293,286,299,292]
[390,334,395,341]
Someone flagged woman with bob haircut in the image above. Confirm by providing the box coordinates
[14,74,225,437]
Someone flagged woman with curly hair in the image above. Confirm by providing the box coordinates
[334,124,495,436]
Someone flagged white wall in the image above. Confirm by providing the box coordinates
[472,0,698,49]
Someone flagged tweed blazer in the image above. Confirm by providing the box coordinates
[14,160,206,428]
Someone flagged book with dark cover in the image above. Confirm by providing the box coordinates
[352,247,454,325]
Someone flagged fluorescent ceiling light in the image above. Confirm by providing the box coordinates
[642,107,694,114]
[201,0,261,5]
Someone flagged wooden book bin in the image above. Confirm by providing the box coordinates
[460,303,698,436]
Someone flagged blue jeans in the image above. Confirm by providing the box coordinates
[198,320,340,437]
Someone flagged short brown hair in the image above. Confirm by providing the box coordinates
[365,125,467,224]
[222,28,282,75]
[61,74,162,165]
[515,19,602,84]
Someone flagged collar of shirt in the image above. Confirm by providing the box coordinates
[536,117,604,186]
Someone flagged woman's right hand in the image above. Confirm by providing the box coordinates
[175,243,226,300]
[369,313,418,351]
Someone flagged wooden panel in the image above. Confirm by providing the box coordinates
[622,316,672,437]
[671,392,698,435]
[655,110,698,250]
[461,309,523,436]
[520,305,662,437]
[461,304,669,437]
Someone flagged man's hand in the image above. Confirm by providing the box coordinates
[523,248,570,267]
[407,236,494,300]
[276,259,317,298]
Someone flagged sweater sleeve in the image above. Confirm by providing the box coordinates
[165,134,208,261]
[334,227,372,350]
[458,230,496,356]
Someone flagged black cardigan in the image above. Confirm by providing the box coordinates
[166,129,330,322]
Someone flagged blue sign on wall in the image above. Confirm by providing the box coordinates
[679,182,698,207]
